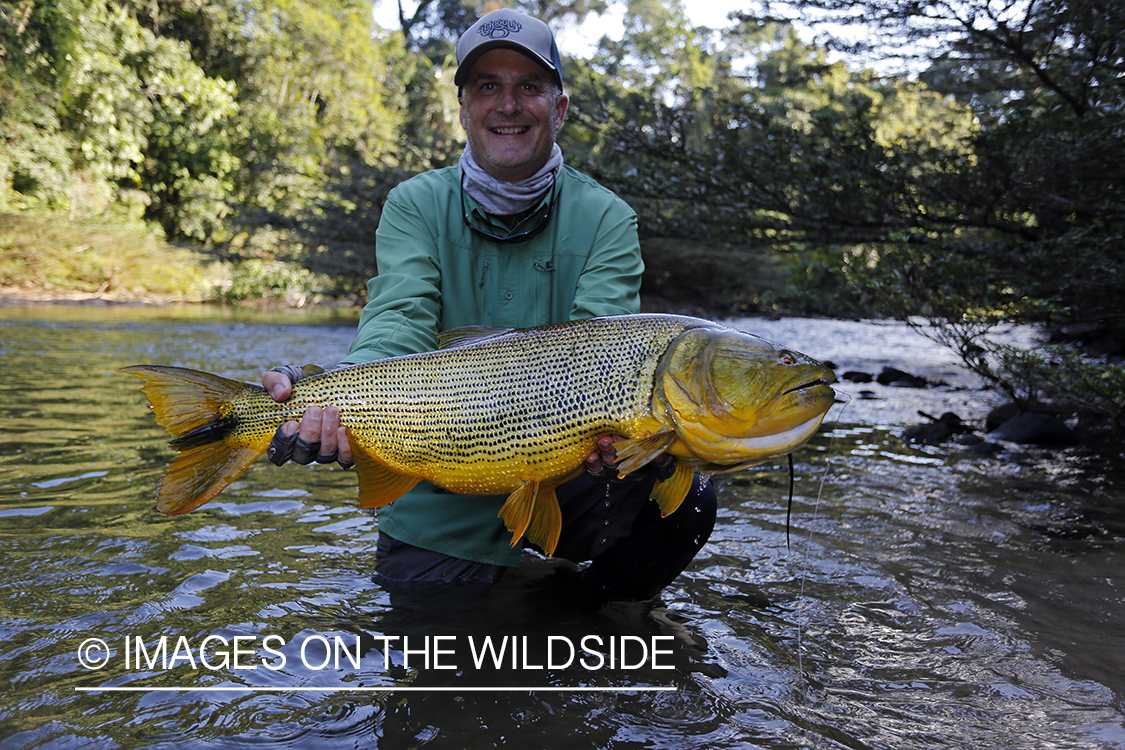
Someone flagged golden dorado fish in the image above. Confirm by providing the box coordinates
[120,314,836,556]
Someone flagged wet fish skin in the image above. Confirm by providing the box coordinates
[120,313,836,555]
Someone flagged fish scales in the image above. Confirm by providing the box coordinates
[274,315,690,494]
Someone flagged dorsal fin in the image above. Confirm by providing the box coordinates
[437,326,513,350]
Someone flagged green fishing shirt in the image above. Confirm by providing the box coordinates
[341,164,642,567]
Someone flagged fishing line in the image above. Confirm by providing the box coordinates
[786,455,795,550]
[793,389,853,678]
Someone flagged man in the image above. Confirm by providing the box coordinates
[265,9,716,603]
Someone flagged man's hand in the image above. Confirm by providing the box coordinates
[263,370,352,467]
[586,435,673,481]
[585,435,623,477]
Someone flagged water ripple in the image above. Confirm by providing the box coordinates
[1,308,1123,750]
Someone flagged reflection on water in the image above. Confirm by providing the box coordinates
[1,305,1123,749]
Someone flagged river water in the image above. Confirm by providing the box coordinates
[1,304,1122,749]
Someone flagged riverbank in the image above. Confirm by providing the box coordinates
[1,213,218,303]
[1,214,788,314]
[0,284,199,306]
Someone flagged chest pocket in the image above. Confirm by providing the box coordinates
[474,250,556,328]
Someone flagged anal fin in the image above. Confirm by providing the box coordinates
[498,480,562,557]
[346,428,421,509]
[649,463,695,517]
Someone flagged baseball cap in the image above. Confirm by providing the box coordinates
[454,9,564,89]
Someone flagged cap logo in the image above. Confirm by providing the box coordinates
[478,18,522,39]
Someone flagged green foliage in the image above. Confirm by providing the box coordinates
[0,75,74,212]
[992,346,1125,430]
[1,1,69,211]
[596,0,714,100]
[57,0,241,236]
[0,213,211,297]
[229,0,408,209]
[1,0,239,238]
[939,335,1125,431]
[2,0,412,251]
[639,237,788,315]
[218,257,318,305]
[779,245,872,318]
[764,0,1125,424]
[569,15,978,250]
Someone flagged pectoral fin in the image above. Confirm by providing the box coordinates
[346,428,421,509]
[649,463,695,517]
[498,480,562,557]
[613,431,678,477]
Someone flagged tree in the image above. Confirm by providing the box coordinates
[568,11,977,246]
[1,0,74,212]
[761,0,1125,425]
[1,0,237,237]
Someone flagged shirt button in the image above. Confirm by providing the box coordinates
[504,291,513,300]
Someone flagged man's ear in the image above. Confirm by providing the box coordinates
[556,91,569,124]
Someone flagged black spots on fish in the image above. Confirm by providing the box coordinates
[559,391,586,413]
[328,315,690,481]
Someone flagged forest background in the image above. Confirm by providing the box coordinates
[1,0,1123,428]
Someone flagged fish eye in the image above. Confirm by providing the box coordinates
[779,353,796,365]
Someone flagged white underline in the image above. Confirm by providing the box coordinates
[76,685,675,693]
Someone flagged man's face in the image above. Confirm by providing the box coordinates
[459,48,568,183]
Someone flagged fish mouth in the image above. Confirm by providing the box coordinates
[783,375,836,396]
[691,409,832,468]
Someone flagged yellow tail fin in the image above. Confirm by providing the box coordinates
[120,365,268,515]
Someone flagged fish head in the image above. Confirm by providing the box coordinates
[654,323,836,467]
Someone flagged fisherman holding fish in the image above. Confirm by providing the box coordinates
[121,13,835,602]
[262,9,718,604]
